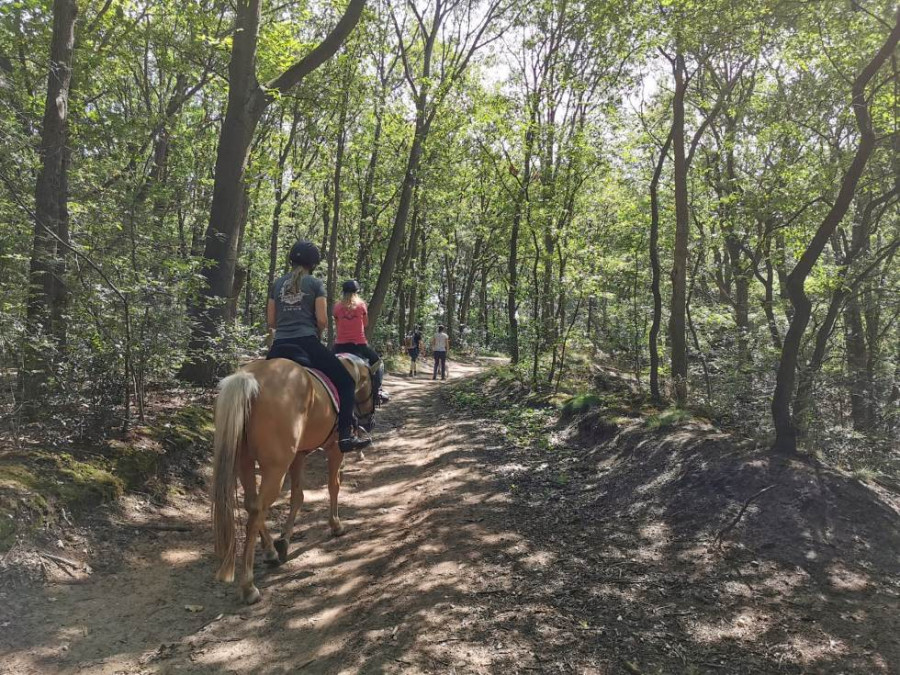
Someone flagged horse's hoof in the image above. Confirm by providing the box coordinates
[274,538,288,564]
[241,585,261,605]
[331,522,345,537]
[262,549,280,566]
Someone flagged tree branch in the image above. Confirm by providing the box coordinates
[264,0,367,95]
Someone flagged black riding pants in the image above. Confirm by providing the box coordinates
[274,336,356,438]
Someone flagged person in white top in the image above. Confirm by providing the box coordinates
[432,325,450,380]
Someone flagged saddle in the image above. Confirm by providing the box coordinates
[266,343,340,412]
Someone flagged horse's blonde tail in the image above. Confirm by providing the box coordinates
[211,370,259,583]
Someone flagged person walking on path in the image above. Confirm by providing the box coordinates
[432,325,450,380]
[332,279,388,403]
[406,324,423,376]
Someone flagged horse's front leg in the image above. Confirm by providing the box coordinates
[325,441,345,536]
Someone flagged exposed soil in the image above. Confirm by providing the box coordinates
[1,360,899,674]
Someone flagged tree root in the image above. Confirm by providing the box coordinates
[714,485,777,547]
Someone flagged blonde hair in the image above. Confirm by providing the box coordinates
[289,264,310,293]
[341,291,362,307]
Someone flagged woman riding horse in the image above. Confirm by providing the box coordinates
[267,241,370,454]
[210,240,376,604]
[332,278,388,403]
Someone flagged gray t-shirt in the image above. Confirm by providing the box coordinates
[269,273,325,340]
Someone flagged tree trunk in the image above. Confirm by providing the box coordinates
[668,52,690,407]
[327,68,351,347]
[844,294,870,430]
[722,148,750,369]
[405,195,421,335]
[459,236,482,331]
[366,0,443,338]
[181,0,263,383]
[267,105,301,292]
[366,116,428,339]
[444,253,457,341]
[354,67,388,281]
[508,100,537,364]
[22,0,78,405]
[772,14,899,453]
[649,129,673,402]
[181,0,366,383]
[479,263,489,344]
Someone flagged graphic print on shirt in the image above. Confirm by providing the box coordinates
[280,283,307,310]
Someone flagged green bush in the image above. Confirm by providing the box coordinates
[646,408,693,430]
[560,393,603,419]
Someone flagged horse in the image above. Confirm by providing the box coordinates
[210,354,378,604]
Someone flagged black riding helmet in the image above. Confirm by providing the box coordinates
[289,240,321,269]
[342,279,361,294]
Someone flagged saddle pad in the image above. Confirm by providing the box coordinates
[336,352,369,368]
[307,368,339,412]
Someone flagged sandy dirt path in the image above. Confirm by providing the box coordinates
[1,360,550,675]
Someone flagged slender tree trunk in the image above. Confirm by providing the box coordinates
[355,74,387,281]
[649,129,673,402]
[267,106,301,292]
[508,104,537,364]
[366,0,442,337]
[723,149,750,369]
[327,68,351,347]
[760,239,782,351]
[668,52,690,407]
[794,287,845,432]
[459,237,482,331]
[479,264,489,344]
[405,195,421,335]
[772,14,899,453]
[444,253,457,341]
[367,116,429,338]
[22,0,78,405]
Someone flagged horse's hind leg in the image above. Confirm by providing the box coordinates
[275,453,306,563]
[238,454,278,566]
[239,467,284,605]
[326,441,345,536]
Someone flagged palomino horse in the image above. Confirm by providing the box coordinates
[210,354,377,604]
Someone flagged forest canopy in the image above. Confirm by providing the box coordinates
[1,0,898,456]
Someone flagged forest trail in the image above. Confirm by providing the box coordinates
[4,359,899,674]
[2,360,543,674]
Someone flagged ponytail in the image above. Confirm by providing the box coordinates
[289,265,306,293]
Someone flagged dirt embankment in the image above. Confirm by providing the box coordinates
[454,365,900,673]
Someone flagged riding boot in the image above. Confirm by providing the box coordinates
[339,434,371,453]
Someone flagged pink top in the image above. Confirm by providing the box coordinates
[333,300,368,344]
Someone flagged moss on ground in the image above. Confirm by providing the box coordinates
[155,405,214,454]
[645,407,694,430]
[560,393,603,420]
[0,403,213,551]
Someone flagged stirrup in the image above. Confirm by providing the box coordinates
[339,436,371,453]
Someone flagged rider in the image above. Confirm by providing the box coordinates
[267,241,371,453]
[332,279,388,403]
